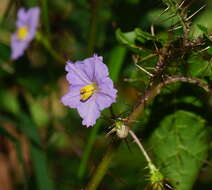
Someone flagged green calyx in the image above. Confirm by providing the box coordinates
[148,162,164,186]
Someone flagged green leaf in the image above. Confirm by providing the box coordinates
[19,114,54,190]
[193,10,212,37]
[77,120,102,179]
[27,98,50,127]
[0,90,21,116]
[108,45,127,82]
[149,110,208,190]
[17,74,47,96]
[147,9,180,28]
[187,55,212,78]
[116,28,138,48]
[197,24,208,34]
[30,144,54,190]
[24,0,37,7]
[125,0,140,4]
[0,41,10,64]
[116,28,162,53]
[208,47,212,55]
[134,28,156,43]
[19,115,41,146]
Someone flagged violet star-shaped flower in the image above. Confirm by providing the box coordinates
[11,7,40,60]
[61,55,117,127]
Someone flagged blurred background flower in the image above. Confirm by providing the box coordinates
[11,7,40,60]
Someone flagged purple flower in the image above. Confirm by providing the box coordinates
[61,55,117,127]
[11,7,40,60]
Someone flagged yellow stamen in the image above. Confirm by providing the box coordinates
[80,83,97,101]
[17,26,28,40]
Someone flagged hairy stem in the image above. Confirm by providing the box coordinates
[129,129,152,164]
[129,129,162,180]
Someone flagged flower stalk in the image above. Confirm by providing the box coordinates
[129,130,152,164]
[129,130,164,187]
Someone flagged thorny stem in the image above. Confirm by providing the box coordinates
[163,0,190,45]
[86,75,211,190]
[85,2,211,185]
[128,76,211,123]
[153,41,171,81]
[166,0,188,30]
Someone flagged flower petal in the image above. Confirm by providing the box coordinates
[96,78,117,110]
[66,61,91,85]
[61,85,82,108]
[77,95,100,127]
[71,55,108,83]
[96,92,116,110]
[98,77,117,98]
[93,56,109,83]
[82,55,108,82]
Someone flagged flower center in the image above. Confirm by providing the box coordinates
[17,26,29,40]
[80,83,97,101]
